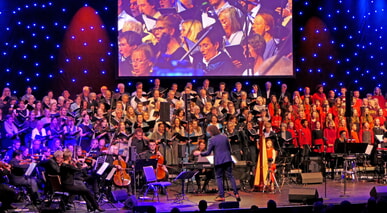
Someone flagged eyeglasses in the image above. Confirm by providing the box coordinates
[152,27,166,32]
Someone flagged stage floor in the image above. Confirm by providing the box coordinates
[134,179,380,212]
[8,179,383,212]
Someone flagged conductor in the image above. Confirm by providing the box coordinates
[194,125,241,202]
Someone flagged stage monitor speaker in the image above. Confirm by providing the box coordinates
[370,186,387,199]
[289,188,319,204]
[300,172,323,184]
[111,189,129,202]
[159,102,170,122]
[129,146,137,162]
[124,195,138,209]
[178,143,186,158]
[219,201,239,209]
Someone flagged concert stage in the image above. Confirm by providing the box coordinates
[6,179,383,212]
[131,180,378,212]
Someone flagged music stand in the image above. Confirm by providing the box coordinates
[173,170,198,203]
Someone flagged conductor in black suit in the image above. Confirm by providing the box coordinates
[194,125,240,202]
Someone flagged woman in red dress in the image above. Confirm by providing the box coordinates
[323,121,337,153]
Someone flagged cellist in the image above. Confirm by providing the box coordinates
[141,140,168,181]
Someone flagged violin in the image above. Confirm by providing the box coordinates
[0,161,11,171]
[19,158,33,165]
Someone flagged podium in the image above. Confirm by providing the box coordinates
[173,170,198,203]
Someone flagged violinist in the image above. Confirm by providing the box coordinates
[60,150,104,212]
[3,139,21,162]
[42,150,63,176]
[9,149,41,205]
[0,160,17,210]
[31,139,43,156]
[87,139,101,158]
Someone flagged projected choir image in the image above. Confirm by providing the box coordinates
[118,0,293,77]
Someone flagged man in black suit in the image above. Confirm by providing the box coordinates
[278,83,291,103]
[196,89,213,109]
[197,79,215,95]
[43,150,63,176]
[264,81,276,103]
[194,125,240,202]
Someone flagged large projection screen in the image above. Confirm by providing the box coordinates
[118,0,293,77]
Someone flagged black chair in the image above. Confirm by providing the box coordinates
[46,175,72,212]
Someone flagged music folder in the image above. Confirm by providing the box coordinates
[142,14,156,31]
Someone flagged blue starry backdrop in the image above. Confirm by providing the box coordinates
[0,0,386,96]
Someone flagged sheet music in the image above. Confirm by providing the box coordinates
[97,162,109,175]
[25,162,37,176]
[142,14,156,31]
[197,155,210,163]
[231,155,238,164]
[201,12,215,29]
[106,167,117,181]
[206,156,214,165]
[365,145,373,155]
[376,135,383,142]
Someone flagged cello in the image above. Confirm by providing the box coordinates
[253,120,269,191]
[150,145,167,180]
[113,155,131,186]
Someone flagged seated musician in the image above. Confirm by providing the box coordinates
[334,130,347,153]
[3,139,21,162]
[9,149,41,205]
[88,138,101,158]
[129,128,149,154]
[60,149,104,212]
[0,161,17,210]
[189,141,213,193]
[102,145,132,194]
[140,140,168,179]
